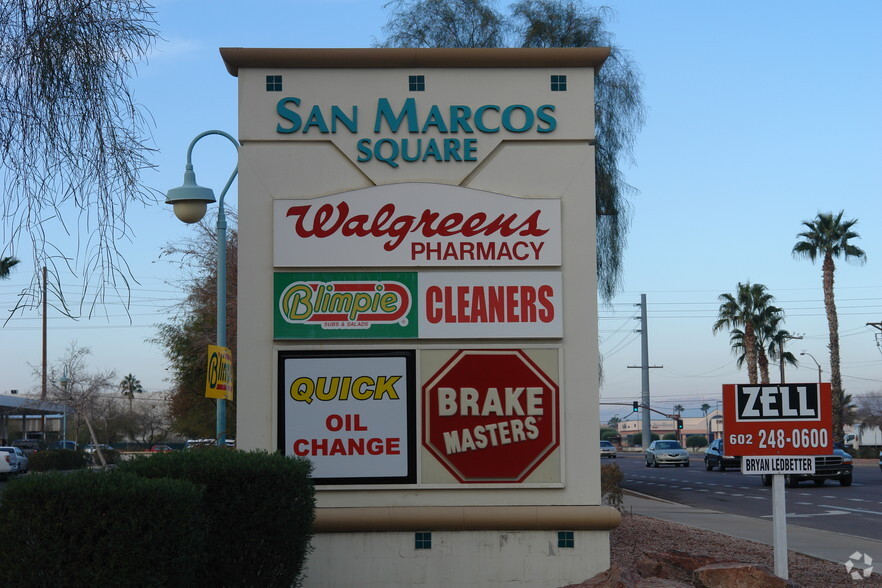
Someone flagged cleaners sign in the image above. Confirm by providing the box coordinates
[273,183,561,268]
[278,350,416,485]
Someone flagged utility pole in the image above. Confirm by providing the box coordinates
[628,294,663,449]
[778,334,802,384]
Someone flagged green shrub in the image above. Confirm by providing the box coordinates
[686,435,709,450]
[119,448,315,587]
[29,449,88,471]
[0,471,205,586]
[626,433,658,447]
[662,433,677,440]
[88,448,121,466]
[601,463,624,512]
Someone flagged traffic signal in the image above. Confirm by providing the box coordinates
[632,401,639,412]
[676,419,683,430]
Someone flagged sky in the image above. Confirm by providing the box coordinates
[0,0,880,425]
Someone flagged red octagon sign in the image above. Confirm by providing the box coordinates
[423,349,559,483]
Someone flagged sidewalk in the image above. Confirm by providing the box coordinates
[623,491,882,565]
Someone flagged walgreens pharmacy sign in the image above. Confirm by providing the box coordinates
[273,183,561,267]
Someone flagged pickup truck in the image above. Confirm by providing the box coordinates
[0,446,29,479]
[760,448,853,487]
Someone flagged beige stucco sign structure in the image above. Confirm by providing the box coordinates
[221,47,619,587]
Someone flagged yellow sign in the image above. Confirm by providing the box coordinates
[205,345,234,400]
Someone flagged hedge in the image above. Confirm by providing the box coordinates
[28,449,89,472]
[0,471,205,586]
[118,449,315,587]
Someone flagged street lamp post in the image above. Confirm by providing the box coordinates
[165,130,239,447]
[800,352,822,383]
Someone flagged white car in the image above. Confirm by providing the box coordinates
[645,440,689,468]
[600,440,617,459]
[0,446,29,477]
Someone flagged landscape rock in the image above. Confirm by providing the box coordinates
[692,562,801,587]
[636,549,721,583]
[566,564,691,588]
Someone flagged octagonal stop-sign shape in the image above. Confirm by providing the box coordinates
[423,349,559,483]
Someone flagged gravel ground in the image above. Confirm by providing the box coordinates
[610,512,882,587]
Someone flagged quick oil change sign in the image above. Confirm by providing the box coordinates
[274,271,562,339]
[273,183,561,267]
[278,350,416,485]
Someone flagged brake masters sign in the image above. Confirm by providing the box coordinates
[423,349,559,483]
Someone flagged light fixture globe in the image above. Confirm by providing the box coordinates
[165,164,216,223]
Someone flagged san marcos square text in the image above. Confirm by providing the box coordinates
[275,97,559,168]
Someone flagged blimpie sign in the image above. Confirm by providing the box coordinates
[278,350,416,485]
[723,383,832,457]
[274,272,418,339]
[273,183,561,267]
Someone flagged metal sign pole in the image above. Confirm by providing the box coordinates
[772,474,788,579]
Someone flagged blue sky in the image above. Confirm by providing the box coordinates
[1,0,880,425]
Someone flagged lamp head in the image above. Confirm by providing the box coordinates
[165,164,216,224]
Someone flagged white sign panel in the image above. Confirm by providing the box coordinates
[274,183,561,267]
[418,270,563,338]
[279,351,415,484]
[742,456,816,475]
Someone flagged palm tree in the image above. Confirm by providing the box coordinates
[713,282,779,384]
[0,256,20,279]
[673,404,684,416]
[119,373,143,411]
[793,210,866,442]
[701,403,711,438]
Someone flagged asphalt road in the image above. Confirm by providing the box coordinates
[612,451,882,542]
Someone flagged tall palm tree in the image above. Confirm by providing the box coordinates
[713,282,778,384]
[119,373,143,411]
[701,403,711,438]
[0,256,20,279]
[793,211,866,442]
[673,404,684,415]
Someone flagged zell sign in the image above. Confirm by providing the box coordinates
[723,383,832,457]
[273,183,561,267]
[423,349,559,483]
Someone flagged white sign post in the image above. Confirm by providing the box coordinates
[743,455,815,579]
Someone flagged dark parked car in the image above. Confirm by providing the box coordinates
[11,439,40,457]
[760,449,853,487]
[49,440,79,451]
[704,439,741,471]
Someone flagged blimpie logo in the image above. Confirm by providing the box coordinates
[279,280,411,328]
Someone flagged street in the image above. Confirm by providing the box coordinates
[614,451,882,541]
